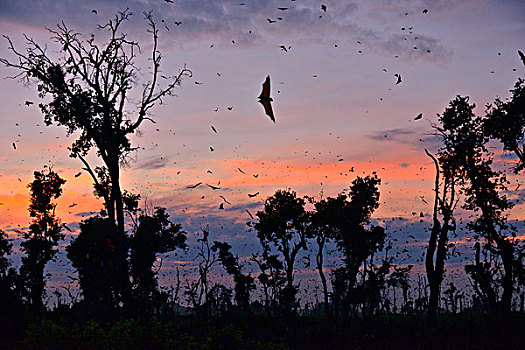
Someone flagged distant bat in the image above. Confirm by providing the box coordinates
[422,9,428,14]
[74,172,82,177]
[246,209,254,219]
[248,192,259,198]
[267,18,276,23]
[258,75,275,122]
[414,113,423,120]
[92,9,97,14]
[12,142,16,150]
[394,73,402,84]
[278,7,288,11]
[174,21,182,26]
[279,45,290,52]
[321,4,327,12]
[220,195,231,204]
[519,50,525,66]
[219,203,224,210]
[187,182,202,189]
[210,146,214,152]
[211,126,217,133]
[238,167,246,174]
[206,184,221,190]
[25,101,33,106]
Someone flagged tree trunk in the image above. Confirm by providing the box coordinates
[316,237,329,317]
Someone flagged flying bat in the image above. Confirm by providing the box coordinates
[248,192,259,198]
[25,101,33,106]
[519,50,525,66]
[187,182,202,189]
[394,73,402,84]
[220,195,231,204]
[238,167,246,174]
[12,143,16,150]
[211,126,217,133]
[321,4,327,12]
[258,75,275,122]
[414,113,423,120]
[206,184,221,190]
[74,172,82,177]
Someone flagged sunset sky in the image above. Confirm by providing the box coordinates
[1,0,524,298]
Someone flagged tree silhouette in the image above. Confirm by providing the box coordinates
[251,251,286,314]
[255,189,308,316]
[424,147,459,323]
[485,78,525,172]
[19,169,65,317]
[437,95,515,316]
[1,10,191,308]
[66,216,120,321]
[129,207,186,315]
[325,176,385,317]
[212,241,255,311]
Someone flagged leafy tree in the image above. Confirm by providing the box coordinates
[255,189,308,316]
[19,169,65,316]
[66,216,121,320]
[1,10,191,307]
[212,241,255,311]
[129,207,186,314]
[485,78,525,172]
[0,230,12,277]
[437,95,515,316]
[327,176,385,317]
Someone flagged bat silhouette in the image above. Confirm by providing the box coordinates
[206,184,220,190]
[394,73,402,84]
[187,182,202,189]
[238,167,246,174]
[211,126,217,133]
[258,75,275,122]
[519,50,525,66]
[248,192,259,198]
[414,113,423,120]
[74,172,82,177]
[220,195,231,204]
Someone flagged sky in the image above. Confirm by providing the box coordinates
[0,0,524,302]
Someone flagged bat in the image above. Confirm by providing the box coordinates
[211,126,217,133]
[414,113,423,120]
[248,192,259,198]
[187,182,202,189]
[321,4,327,11]
[12,143,16,150]
[206,184,220,190]
[394,73,402,84]
[258,75,275,122]
[74,172,82,177]
[220,195,231,204]
[519,50,525,66]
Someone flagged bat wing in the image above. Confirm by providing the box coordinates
[259,75,271,99]
[259,99,275,122]
[519,50,525,66]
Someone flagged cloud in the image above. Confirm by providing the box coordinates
[133,155,170,170]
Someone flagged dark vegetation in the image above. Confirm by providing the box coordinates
[0,10,524,350]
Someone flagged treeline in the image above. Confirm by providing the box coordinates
[0,10,524,348]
